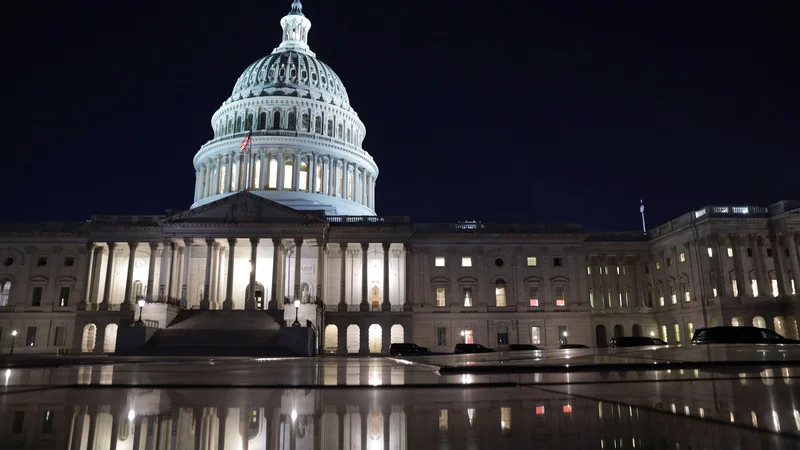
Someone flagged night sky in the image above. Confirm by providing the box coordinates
[3,1,797,230]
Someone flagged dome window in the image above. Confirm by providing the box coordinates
[258,112,267,130]
[279,67,286,78]
[311,72,317,82]
[268,68,276,80]
[301,113,310,131]
[301,70,307,80]
[314,117,322,134]
[288,111,297,130]
[321,75,326,85]
[290,68,297,79]
[272,111,281,129]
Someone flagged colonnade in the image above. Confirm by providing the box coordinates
[194,148,376,210]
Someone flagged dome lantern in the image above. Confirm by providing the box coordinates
[276,0,314,56]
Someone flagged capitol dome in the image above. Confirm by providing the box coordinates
[190,0,377,216]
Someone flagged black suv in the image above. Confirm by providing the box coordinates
[388,343,430,356]
[691,326,800,345]
[609,336,668,348]
[454,343,494,354]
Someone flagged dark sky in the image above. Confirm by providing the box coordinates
[3,1,798,230]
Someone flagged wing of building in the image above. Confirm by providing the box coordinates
[2,2,800,356]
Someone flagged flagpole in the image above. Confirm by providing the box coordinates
[640,199,647,234]
[248,137,254,190]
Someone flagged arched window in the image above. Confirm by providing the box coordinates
[347,128,352,143]
[258,112,267,130]
[337,123,343,139]
[230,163,237,192]
[314,116,322,134]
[288,111,297,130]
[245,113,254,131]
[315,164,323,193]
[347,172,353,200]
[327,119,333,137]
[272,111,281,129]
[283,160,294,190]
[301,113,310,131]
[495,280,507,307]
[0,281,11,306]
[132,281,143,300]
[104,323,119,353]
[268,159,278,189]
[219,165,227,193]
[299,162,309,191]
[253,159,261,188]
[81,324,97,353]
[235,116,242,133]
[337,167,344,197]
[227,119,233,134]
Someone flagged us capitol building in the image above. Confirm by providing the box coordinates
[1,1,799,356]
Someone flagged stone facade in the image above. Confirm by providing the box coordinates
[1,195,799,355]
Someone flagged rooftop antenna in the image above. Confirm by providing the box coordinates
[640,199,647,234]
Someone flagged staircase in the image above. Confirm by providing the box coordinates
[118,310,304,357]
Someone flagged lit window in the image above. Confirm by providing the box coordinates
[668,286,676,304]
[683,284,690,302]
[461,257,472,267]
[604,266,610,275]
[434,257,445,267]
[528,286,539,307]
[616,266,621,275]
[772,279,779,297]
[661,325,668,342]
[587,266,592,275]
[531,326,542,345]
[589,288,594,308]
[535,405,545,416]
[438,409,448,431]
[315,164,322,193]
[463,288,473,307]
[555,286,566,306]
[436,288,446,307]
[727,247,734,258]
[527,257,537,267]
[712,288,718,297]
[283,160,294,189]
[674,324,681,343]
[679,253,686,262]
[299,162,309,191]
[658,288,664,306]
[495,280,507,307]
[563,404,573,414]
[751,279,759,297]
[500,407,511,431]
[687,322,694,339]
[655,261,661,270]
[732,279,739,297]
[792,279,796,295]
[707,247,713,258]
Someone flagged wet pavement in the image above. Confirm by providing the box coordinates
[1,346,800,448]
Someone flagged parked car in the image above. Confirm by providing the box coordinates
[691,326,800,345]
[508,344,539,351]
[389,343,430,356]
[454,343,494,354]
[559,344,589,349]
[609,336,668,348]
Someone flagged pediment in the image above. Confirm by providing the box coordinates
[163,192,328,225]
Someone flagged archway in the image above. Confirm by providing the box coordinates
[103,324,118,353]
[753,316,766,329]
[81,324,97,353]
[390,325,404,344]
[632,324,642,337]
[245,282,267,310]
[0,280,12,306]
[324,324,338,353]
[613,324,624,338]
[346,325,360,354]
[774,317,786,336]
[595,325,608,348]
[368,324,382,353]
[788,317,799,339]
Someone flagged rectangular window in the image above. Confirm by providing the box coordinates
[462,327,474,344]
[527,257,537,267]
[59,287,70,307]
[42,410,54,434]
[771,279,779,297]
[589,288,594,307]
[31,287,43,307]
[792,278,796,296]
[687,322,694,340]
[557,325,568,345]
[531,326,542,345]
[587,266,592,275]
[732,277,739,297]
[461,257,472,267]
[658,288,664,307]
[624,287,630,307]
[767,248,773,258]
[528,286,539,307]
[747,248,753,258]
[707,247,713,258]
[64,257,75,266]
[535,405,545,416]
[53,326,66,346]
[554,286,566,306]
[674,324,681,343]
[434,257,446,267]
[661,325,668,342]
[12,411,24,434]
[497,326,509,346]
[666,258,672,267]
[495,284,507,307]
[36,257,47,267]
[553,257,562,267]
[463,288,473,307]
[436,327,447,346]
[435,288,446,307]
[655,261,661,270]
[670,286,677,304]
[727,247,734,258]
[26,327,37,347]
[683,284,690,302]
[679,252,686,262]
[644,265,649,274]
[751,279,759,297]
[616,266,621,274]
[438,410,448,431]
[604,266,610,275]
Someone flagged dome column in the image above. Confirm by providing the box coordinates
[360,168,367,205]
[309,153,317,193]
[342,162,350,200]
[99,242,116,311]
[226,155,234,193]
[259,151,268,189]
[293,153,301,191]
[277,150,285,190]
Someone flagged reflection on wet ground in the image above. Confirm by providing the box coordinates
[1,346,800,448]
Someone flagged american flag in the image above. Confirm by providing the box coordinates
[239,131,253,153]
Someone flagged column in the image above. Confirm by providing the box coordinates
[342,162,349,200]
[316,238,325,303]
[310,154,317,193]
[224,238,236,310]
[751,234,769,296]
[100,242,115,311]
[729,235,747,298]
[194,169,202,202]
[787,232,800,295]
[339,243,347,311]
[269,238,280,310]
[181,238,193,306]
[209,243,220,308]
[294,238,303,300]
[201,238,214,310]
[260,152,268,189]
[770,235,788,297]
[382,243,391,311]
[361,169,367,205]
[226,156,234,193]
[87,246,103,307]
[276,151,285,190]
[403,244,412,310]
[174,246,184,302]
[167,242,177,301]
[121,242,138,311]
[159,240,170,300]
[146,242,159,302]
[81,243,96,309]
[216,248,226,306]
[246,238,259,310]
[361,242,369,311]
[293,153,301,192]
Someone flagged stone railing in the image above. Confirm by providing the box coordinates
[327,216,410,225]
[90,215,164,225]
[649,205,771,239]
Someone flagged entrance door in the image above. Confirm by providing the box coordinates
[255,288,264,310]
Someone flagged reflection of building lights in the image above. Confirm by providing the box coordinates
[4,369,10,385]
[291,410,298,422]
[128,410,136,421]
[461,374,473,384]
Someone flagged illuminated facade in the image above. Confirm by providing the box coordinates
[1,2,800,356]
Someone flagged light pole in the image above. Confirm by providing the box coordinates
[292,299,301,327]
[136,299,146,326]
[10,330,17,355]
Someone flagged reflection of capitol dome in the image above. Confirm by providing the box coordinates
[190,0,377,216]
